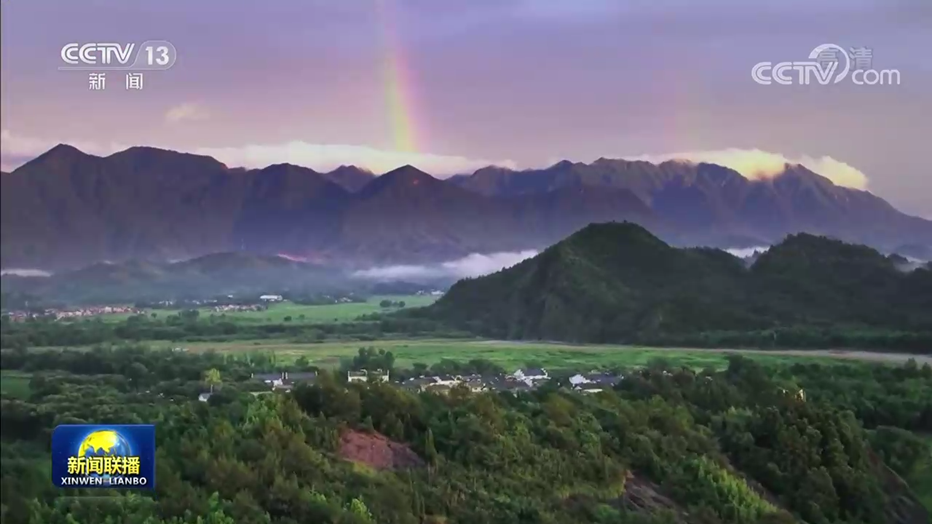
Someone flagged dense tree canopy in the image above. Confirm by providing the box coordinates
[1,345,929,524]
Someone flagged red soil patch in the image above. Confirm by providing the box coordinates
[338,430,424,471]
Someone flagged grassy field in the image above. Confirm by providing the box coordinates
[101,295,438,324]
[0,370,33,398]
[126,338,871,371]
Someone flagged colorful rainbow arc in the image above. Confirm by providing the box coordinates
[375,0,419,153]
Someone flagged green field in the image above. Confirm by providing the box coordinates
[0,370,32,398]
[130,338,871,371]
[101,295,437,324]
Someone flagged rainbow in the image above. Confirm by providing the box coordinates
[375,0,420,152]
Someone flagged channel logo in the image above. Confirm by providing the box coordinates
[51,424,155,489]
[59,41,177,71]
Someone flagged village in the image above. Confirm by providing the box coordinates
[3,305,143,322]
[198,366,631,402]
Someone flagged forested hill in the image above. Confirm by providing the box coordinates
[424,222,932,348]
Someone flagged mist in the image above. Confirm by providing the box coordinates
[724,246,770,259]
[352,250,539,282]
[0,268,52,277]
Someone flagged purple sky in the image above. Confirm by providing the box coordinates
[1,0,930,216]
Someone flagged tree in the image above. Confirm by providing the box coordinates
[424,428,438,467]
[379,300,392,308]
[126,362,149,383]
[397,301,406,308]
[295,356,311,370]
[283,316,293,322]
[204,368,222,393]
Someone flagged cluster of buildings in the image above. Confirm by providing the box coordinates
[198,370,319,401]
[4,305,142,322]
[197,367,630,402]
[399,368,626,395]
[210,304,266,313]
[347,369,391,384]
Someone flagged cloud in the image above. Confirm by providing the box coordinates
[194,141,518,176]
[630,148,869,190]
[352,250,538,281]
[165,103,210,124]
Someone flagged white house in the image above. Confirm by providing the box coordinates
[570,371,623,393]
[431,375,462,388]
[513,368,549,383]
[463,374,487,392]
[198,392,212,402]
[252,372,284,387]
[347,371,368,383]
[259,294,283,302]
[347,369,390,384]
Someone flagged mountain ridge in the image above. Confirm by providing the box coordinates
[2,144,929,270]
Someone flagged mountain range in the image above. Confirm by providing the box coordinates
[2,144,930,270]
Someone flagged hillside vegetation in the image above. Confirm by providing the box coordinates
[425,223,932,351]
[1,345,930,524]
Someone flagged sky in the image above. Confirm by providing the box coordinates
[1,0,930,217]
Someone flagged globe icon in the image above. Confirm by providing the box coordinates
[77,430,133,480]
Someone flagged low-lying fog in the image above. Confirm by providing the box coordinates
[352,250,539,282]
[0,268,52,277]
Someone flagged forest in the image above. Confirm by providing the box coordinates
[1,344,930,524]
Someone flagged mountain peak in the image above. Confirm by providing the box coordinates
[259,163,321,175]
[356,164,464,200]
[11,143,95,174]
[548,159,578,170]
[569,221,669,251]
[331,164,372,174]
[47,143,85,156]
[323,165,377,192]
[472,165,515,175]
[32,143,88,162]
[380,165,437,183]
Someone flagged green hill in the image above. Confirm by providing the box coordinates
[426,222,932,349]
